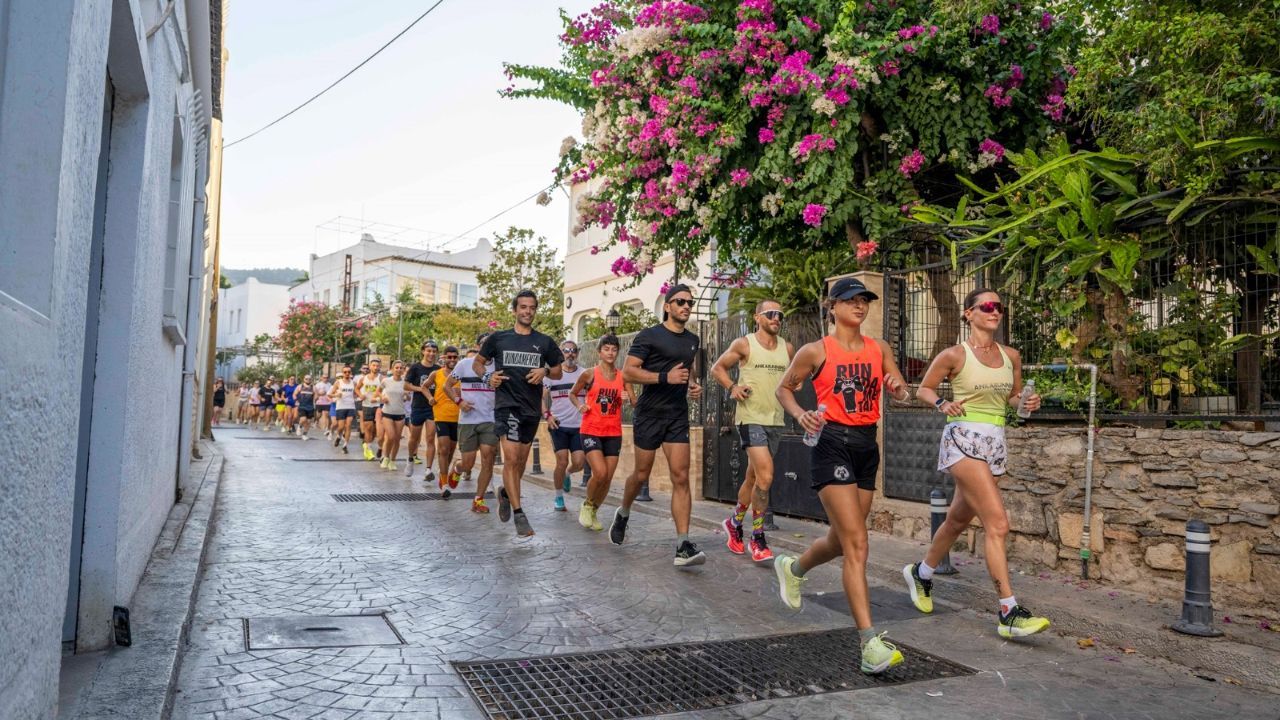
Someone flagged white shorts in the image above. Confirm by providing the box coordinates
[938,421,1007,476]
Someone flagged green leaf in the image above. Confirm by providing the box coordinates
[1110,240,1140,278]
[1245,245,1280,275]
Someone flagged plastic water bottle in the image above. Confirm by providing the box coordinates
[1016,380,1036,419]
[802,404,827,447]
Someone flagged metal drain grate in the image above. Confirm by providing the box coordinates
[331,491,495,502]
[231,436,298,440]
[454,627,973,719]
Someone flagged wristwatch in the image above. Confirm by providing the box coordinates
[934,397,946,409]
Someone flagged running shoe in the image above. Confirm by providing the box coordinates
[591,511,602,532]
[997,605,1050,639]
[379,457,388,470]
[341,442,349,455]
[333,435,341,447]
[441,487,451,500]
[448,471,459,490]
[562,475,572,493]
[608,508,628,545]
[554,496,566,512]
[301,434,309,442]
[674,540,706,567]
[404,461,414,478]
[362,443,374,461]
[578,501,594,529]
[498,486,511,523]
[514,512,535,537]
[471,497,490,513]
[424,471,436,485]
[749,534,774,563]
[860,633,904,675]
[411,456,422,465]
[386,460,397,472]
[376,450,383,461]
[723,518,745,555]
[774,555,805,610]
[902,563,934,614]
[460,471,472,484]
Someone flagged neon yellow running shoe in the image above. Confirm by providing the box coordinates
[997,605,1051,638]
[860,633,905,675]
[578,501,594,529]
[902,563,933,614]
[590,504,603,531]
[362,443,374,461]
[774,555,805,610]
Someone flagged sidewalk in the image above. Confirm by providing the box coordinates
[524,468,1280,693]
[163,431,1279,719]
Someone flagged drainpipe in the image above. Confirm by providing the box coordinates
[1023,363,1098,579]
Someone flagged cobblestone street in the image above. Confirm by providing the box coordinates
[170,432,1280,719]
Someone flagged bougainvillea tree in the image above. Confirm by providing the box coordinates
[276,301,370,367]
[504,0,1081,282]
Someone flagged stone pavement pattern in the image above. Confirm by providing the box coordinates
[171,432,1280,719]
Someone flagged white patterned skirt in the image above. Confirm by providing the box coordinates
[938,421,1007,476]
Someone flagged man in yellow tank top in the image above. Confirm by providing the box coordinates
[711,299,794,563]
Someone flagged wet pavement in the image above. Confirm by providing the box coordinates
[171,430,1280,719]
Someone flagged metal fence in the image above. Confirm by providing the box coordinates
[882,212,1280,423]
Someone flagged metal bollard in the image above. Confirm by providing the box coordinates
[930,489,958,575]
[531,440,542,475]
[637,480,653,502]
[1171,520,1223,637]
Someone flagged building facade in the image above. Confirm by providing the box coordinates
[0,1,223,716]
[215,277,292,380]
[290,233,491,312]
[562,182,724,340]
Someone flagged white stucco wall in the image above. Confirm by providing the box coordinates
[217,277,291,348]
[0,0,216,715]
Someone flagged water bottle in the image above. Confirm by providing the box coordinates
[802,403,827,447]
[1016,380,1036,419]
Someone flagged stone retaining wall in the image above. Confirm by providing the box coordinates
[871,427,1280,615]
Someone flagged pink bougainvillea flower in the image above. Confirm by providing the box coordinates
[802,203,827,226]
[1040,12,1055,30]
[880,60,900,77]
[730,168,752,186]
[1041,94,1066,121]
[899,149,925,177]
[758,127,776,143]
[978,138,1006,162]
[856,240,879,262]
[977,14,1000,35]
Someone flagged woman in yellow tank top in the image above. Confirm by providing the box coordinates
[904,288,1052,641]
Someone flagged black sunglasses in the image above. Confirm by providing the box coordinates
[669,298,694,308]
[970,301,1006,314]
[758,310,784,320]
[561,347,579,354]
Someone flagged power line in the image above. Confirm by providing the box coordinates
[225,0,448,149]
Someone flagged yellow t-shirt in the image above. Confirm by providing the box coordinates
[432,368,460,422]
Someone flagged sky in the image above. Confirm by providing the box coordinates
[219,0,594,269]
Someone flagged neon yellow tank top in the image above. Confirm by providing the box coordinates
[735,333,789,426]
[949,342,1014,426]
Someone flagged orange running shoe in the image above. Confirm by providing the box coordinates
[471,497,490,513]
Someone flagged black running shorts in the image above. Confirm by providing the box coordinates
[811,422,879,492]
[495,408,539,444]
[632,413,689,451]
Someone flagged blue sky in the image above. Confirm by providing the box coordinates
[220,0,593,268]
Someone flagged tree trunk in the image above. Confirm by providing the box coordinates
[1101,287,1143,406]
[844,221,866,251]
[1235,277,1268,415]
[928,266,962,360]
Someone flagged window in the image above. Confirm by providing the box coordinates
[161,110,191,344]
[365,275,390,306]
[237,309,242,332]
[350,281,360,308]
[323,289,330,306]
[457,284,478,308]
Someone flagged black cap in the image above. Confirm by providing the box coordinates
[421,339,438,350]
[829,277,878,301]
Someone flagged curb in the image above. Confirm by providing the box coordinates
[524,471,1280,694]
[69,444,226,719]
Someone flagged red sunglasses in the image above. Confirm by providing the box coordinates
[970,301,1006,314]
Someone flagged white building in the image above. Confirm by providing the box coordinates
[215,277,292,379]
[290,233,491,312]
[0,1,223,716]
[563,182,724,339]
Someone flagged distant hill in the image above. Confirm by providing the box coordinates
[222,267,306,287]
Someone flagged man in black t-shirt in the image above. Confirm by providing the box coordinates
[404,340,441,481]
[609,284,707,568]
[474,290,564,538]
[258,379,277,431]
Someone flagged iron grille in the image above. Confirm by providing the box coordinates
[454,628,973,720]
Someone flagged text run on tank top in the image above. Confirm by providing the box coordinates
[813,335,883,426]
[949,342,1014,426]
[735,333,789,427]
[581,366,625,437]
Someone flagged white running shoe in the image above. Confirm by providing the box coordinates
[404,461,414,478]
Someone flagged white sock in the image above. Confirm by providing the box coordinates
[917,561,935,580]
[555,487,564,499]
[999,595,1018,615]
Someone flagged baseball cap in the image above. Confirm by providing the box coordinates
[828,277,879,302]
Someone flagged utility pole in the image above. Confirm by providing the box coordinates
[341,253,353,312]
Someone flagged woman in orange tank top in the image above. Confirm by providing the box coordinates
[773,277,911,676]
[569,334,635,532]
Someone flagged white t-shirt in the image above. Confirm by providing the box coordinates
[359,373,383,407]
[332,379,357,410]
[451,358,495,425]
[547,366,586,428]
[380,377,408,414]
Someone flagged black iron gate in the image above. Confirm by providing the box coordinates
[701,313,829,521]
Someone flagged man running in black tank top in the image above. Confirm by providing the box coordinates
[608,284,706,567]
[475,290,565,538]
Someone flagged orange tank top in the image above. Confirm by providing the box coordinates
[813,335,883,426]
[580,366,625,437]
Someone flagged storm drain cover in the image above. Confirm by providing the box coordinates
[231,436,297,440]
[454,627,973,719]
[331,491,494,502]
[245,614,403,650]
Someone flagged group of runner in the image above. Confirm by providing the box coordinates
[221,279,1048,677]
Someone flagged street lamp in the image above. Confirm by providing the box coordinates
[606,308,621,331]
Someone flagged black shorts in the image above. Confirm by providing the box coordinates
[581,434,622,457]
[550,426,582,453]
[633,413,690,451]
[436,421,458,440]
[382,413,404,422]
[213,401,225,409]
[362,406,379,422]
[298,408,315,419]
[495,408,539,444]
[335,408,357,421]
[409,406,434,426]
[811,423,879,492]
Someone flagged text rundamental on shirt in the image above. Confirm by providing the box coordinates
[479,329,565,418]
